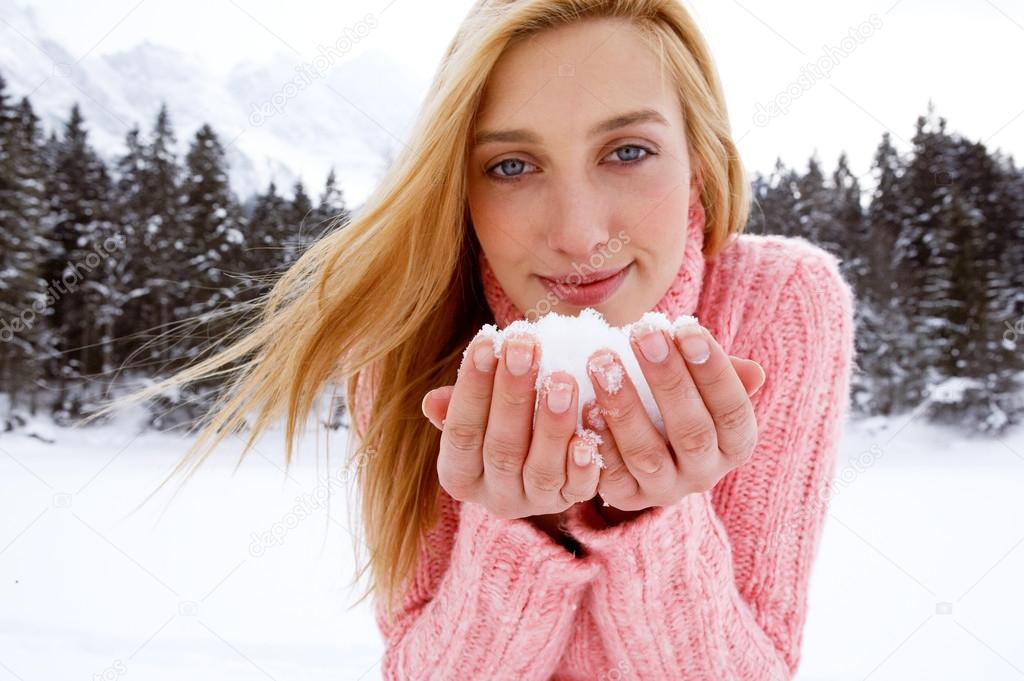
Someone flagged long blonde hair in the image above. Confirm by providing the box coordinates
[84,0,750,627]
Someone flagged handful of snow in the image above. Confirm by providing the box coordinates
[468,308,701,440]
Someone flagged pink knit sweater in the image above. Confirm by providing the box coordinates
[365,213,857,680]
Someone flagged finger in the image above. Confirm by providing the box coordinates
[482,332,540,498]
[581,399,642,509]
[523,371,577,508]
[673,323,758,463]
[628,322,720,480]
[563,428,603,506]
[732,358,766,396]
[437,335,497,497]
[422,386,455,429]
[586,348,675,495]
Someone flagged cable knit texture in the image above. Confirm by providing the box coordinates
[360,204,857,680]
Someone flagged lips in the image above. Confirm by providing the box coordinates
[541,265,629,286]
[538,262,632,306]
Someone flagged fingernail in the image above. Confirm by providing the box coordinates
[635,327,669,363]
[573,441,595,467]
[586,403,606,430]
[751,368,766,396]
[546,379,572,414]
[588,352,623,393]
[677,327,710,364]
[473,340,495,372]
[506,337,535,376]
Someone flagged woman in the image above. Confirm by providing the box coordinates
[107,0,855,678]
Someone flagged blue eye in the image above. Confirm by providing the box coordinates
[485,144,656,184]
[488,158,536,181]
[609,144,652,163]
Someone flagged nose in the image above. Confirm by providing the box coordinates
[544,171,613,260]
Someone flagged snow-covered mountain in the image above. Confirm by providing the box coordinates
[0,0,427,205]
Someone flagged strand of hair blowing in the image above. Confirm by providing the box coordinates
[78,0,751,628]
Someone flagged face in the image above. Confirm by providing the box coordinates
[467,16,699,327]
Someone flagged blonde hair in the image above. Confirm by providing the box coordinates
[84,0,749,628]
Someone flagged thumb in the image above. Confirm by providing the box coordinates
[422,385,455,429]
[730,356,766,397]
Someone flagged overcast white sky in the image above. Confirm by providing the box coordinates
[21,0,1024,182]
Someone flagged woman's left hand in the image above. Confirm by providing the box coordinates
[583,322,765,515]
[420,322,765,518]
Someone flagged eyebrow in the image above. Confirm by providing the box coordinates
[473,108,669,147]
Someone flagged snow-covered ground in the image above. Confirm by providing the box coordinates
[1,407,1022,680]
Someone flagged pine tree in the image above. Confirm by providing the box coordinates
[0,86,51,417]
[287,179,315,263]
[109,124,156,376]
[747,158,800,237]
[137,103,185,365]
[247,180,291,285]
[44,104,117,419]
[312,167,350,233]
[928,137,1022,432]
[844,134,899,414]
[794,154,833,245]
[830,152,866,278]
[180,123,247,345]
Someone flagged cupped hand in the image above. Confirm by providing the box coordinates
[580,322,765,516]
[424,332,603,521]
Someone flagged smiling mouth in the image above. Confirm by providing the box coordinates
[538,262,632,306]
[540,263,631,287]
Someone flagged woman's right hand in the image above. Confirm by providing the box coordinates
[421,332,602,520]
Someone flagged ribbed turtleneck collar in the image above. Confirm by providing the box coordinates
[478,202,707,329]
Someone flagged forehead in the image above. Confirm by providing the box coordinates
[474,17,682,139]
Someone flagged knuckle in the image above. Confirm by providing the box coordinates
[523,460,566,493]
[484,437,525,476]
[628,444,666,475]
[725,431,759,463]
[716,399,753,432]
[704,363,734,389]
[496,389,534,409]
[684,471,717,494]
[656,368,690,399]
[462,377,493,404]
[673,422,717,458]
[456,365,494,400]
[534,421,571,449]
[602,459,633,485]
[444,422,482,456]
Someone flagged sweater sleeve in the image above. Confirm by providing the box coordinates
[373,495,600,680]
[561,249,857,680]
[353,371,601,680]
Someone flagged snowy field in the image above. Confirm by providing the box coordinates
[1,407,1022,680]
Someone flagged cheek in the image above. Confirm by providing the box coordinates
[468,188,538,261]
[628,160,690,202]
[618,170,690,244]
[619,192,689,299]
